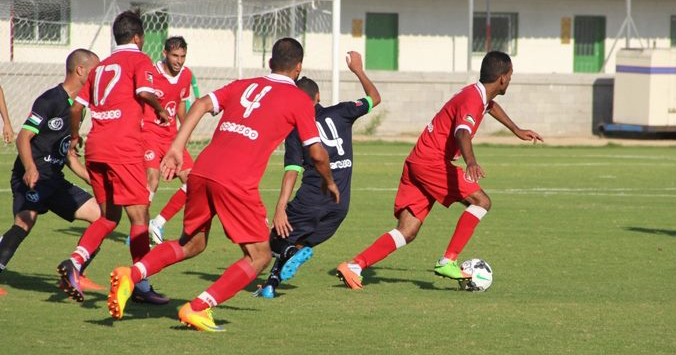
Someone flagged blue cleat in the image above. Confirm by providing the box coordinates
[253,285,276,299]
[280,247,313,281]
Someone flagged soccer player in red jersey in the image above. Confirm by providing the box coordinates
[57,11,169,303]
[337,51,543,289]
[107,38,338,331]
[141,36,195,244]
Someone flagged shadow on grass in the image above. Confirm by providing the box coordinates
[625,227,676,237]
[54,226,129,244]
[326,266,463,291]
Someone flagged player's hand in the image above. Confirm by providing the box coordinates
[321,181,340,204]
[156,109,170,125]
[465,162,485,183]
[515,129,543,144]
[346,51,364,73]
[160,147,183,181]
[23,167,39,189]
[3,125,14,144]
[273,207,293,238]
[69,135,83,156]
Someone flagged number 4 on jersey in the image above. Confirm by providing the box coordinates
[317,117,345,155]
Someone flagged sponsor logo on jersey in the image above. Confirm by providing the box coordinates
[48,117,64,131]
[219,121,259,140]
[43,155,65,166]
[464,115,476,125]
[91,109,122,120]
[330,159,352,170]
[144,150,156,161]
[59,135,71,156]
[146,71,154,83]
[25,190,40,203]
[240,83,272,118]
[154,89,165,99]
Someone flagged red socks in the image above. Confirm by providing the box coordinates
[131,240,185,283]
[190,258,257,311]
[159,185,187,221]
[353,229,407,269]
[444,205,487,260]
[71,218,117,265]
[129,225,150,263]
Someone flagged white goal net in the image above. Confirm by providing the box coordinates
[0,0,338,153]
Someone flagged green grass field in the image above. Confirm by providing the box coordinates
[0,141,675,354]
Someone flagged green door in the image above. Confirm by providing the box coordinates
[365,13,398,71]
[140,10,168,63]
[574,16,606,73]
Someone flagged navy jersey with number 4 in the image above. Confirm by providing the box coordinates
[284,97,373,210]
[12,84,73,180]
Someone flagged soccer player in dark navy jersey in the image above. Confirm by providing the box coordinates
[255,51,381,298]
[0,49,103,296]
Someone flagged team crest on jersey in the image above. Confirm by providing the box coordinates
[154,89,165,99]
[59,135,71,156]
[26,190,40,203]
[47,117,64,131]
[144,150,156,161]
[464,115,476,125]
[427,122,434,133]
[146,71,154,83]
[165,101,177,118]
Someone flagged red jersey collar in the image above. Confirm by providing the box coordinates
[264,73,296,86]
[155,61,185,84]
[113,43,140,53]
[474,82,488,107]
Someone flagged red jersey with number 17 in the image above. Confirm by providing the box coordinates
[406,82,494,165]
[76,43,155,164]
[142,61,193,141]
[190,74,320,192]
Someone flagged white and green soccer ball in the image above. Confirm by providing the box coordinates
[460,259,493,292]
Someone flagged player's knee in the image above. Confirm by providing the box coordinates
[14,213,36,232]
[181,236,206,257]
[466,191,491,211]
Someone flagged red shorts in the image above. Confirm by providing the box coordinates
[86,161,150,205]
[182,175,269,244]
[393,161,481,222]
[142,138,193,172]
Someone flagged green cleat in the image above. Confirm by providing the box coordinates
[434,260,471,280]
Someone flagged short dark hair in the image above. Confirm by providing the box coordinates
[269,38,304,72]
[165,36,187,52]
[113,10,144,45]
[479,51,512,84]
[296,76,319,99]
[66,48,97,73]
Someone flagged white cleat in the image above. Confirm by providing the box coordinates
[149,219,164,245]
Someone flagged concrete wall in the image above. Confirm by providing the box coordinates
[2,0,675,73]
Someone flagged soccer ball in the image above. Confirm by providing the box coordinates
[460,259,493,292]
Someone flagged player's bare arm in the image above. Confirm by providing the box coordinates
[346,51,381,107]
[273,170,300,238]
[138,91,169,124]
[0,85,14,143]
[488,101,543,143]
[16,129,39,189]
[456,129,485,183]
[307,143,339,203]
[65,150,91,185]
[161,95,212,180]
[69,102,85,155]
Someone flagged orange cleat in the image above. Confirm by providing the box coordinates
[0,287,6,296]
[178,303,225,332]
[336,262,364,290]
[108,267,134,320]
[79,274,105,290]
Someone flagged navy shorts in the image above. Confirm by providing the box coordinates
[271,200,348,247]
[11,174,93,222]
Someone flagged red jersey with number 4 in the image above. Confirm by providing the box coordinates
[407,82,494,165]
[191,74,320,192]
[142,61,193,141]
[76,43,155,164]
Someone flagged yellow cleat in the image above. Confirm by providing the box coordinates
[108,267,134,320]
[178,303,225,332]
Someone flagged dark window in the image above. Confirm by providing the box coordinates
[473,12,518,54]
[12,0,70,44]
[253,7,306,53]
